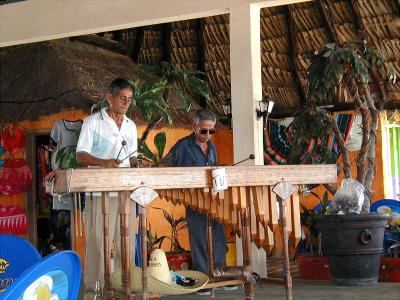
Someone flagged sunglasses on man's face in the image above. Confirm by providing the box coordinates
[198,128,216,135]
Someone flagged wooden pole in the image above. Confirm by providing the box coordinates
[207,213,215,296]
[241,207,254,300]
[278,196,292,300]
[102,192,111,299]
[119,192,131,299]
[140,206,149,300]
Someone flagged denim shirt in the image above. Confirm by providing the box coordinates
[162,133,217,167]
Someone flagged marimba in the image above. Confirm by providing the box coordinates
[54,165,336,300]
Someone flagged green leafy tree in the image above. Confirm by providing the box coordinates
[292,41,396,212]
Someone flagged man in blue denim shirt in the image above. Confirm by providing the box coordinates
[162,109,226,295]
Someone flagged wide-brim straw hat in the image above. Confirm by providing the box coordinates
[110,249,208,295]
[111,266,209,295]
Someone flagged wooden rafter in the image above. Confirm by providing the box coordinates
[162,23,172,62]
[316,0,339,44]
[350,0,388,106]
[285,5,307,107]
[196,18,208,108]
[131,27,144,62]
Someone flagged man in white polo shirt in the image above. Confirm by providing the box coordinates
[76,78,137,292]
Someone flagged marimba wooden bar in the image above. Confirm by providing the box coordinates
[54,165,336,300]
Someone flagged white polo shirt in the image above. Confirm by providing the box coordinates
[77,108,137,168]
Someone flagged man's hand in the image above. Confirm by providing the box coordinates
[102,159,122,168]
[77,152,122,168]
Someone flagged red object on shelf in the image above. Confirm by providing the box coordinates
[379,257,400,282]
[298,255,332,280]
[166,252,192,271]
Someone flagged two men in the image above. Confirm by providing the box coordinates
[77,79,227,294]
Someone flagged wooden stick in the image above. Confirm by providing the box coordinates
[140,206,149,300]
[207,214,215,297]
[102,192,111,297]
[119,192,131,299]
[241,207,254,300]
[278,196,292,300]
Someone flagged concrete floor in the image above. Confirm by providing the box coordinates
[80,280,400,300]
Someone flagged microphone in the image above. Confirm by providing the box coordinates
[116,140,127,160]
[232,154,255,166]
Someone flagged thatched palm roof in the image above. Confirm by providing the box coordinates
[0,37,199,125]
[97,0,400,116]
[0,0,399,123]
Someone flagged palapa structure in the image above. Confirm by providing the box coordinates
[96,0,400,116]
[0,0,399,122]
[0,37,199,126]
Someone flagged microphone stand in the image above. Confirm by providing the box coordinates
[232,154,255,166]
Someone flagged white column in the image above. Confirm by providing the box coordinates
[230,4,267,276]
[230,4,264,166]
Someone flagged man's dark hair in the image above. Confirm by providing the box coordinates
[193,108,216,124]
[109,78,134,95]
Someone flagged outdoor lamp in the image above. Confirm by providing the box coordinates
[222,100,231,116]
[221,100,232,130]
[256,96,275,120]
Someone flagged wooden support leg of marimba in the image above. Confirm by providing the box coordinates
[139,206,149,300]
[102,192,112,299]
[241,208,254,300]
[207,214,215,297]
[278,196,292,300]
[119,192,132,300]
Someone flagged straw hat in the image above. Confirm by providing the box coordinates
[110,249,208,295]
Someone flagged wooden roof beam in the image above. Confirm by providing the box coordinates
[350,0,388,107]
[162,23,172,62]
[285,5,307,107]
[196,18,208,108]
[316,0,339,44]
[0,0,312,47]
[131,27,144,62]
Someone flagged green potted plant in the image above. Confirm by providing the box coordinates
[147,223,167,253]
[294,41,395,285]
[151,206,191,270]
[298,191,331,280]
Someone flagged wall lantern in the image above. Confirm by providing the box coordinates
[220,100,232,130]
[256,96,275,120]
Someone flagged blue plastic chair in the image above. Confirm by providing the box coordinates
[0,251,81,300]
[0,234,41,292]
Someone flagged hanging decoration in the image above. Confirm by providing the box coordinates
[0,205,28,235]
[0,159,32,196]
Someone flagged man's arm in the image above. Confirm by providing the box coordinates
[159,144,179,167]
[76,151,121,168]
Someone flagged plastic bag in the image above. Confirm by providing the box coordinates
[327,178,365,214]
